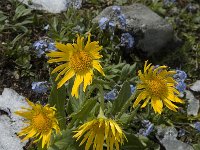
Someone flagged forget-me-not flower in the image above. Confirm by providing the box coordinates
[120,33,135,49]
[173,70,187,93]
[104,89,118,100]
[32,81,48,94]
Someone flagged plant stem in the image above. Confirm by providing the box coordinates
[126,104,141,124]
[116,91,137,119]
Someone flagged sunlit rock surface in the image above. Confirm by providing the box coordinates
[17,0,82,13]
[0,88,29,150]
[190,80,200,92]
[186,90,199,116]
[156,126,194,150]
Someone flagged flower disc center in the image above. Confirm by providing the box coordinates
[32,113,52,132]
[70,51,92,73]
[146,79,166,97]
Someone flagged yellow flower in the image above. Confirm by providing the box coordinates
[47,33,105,98]
[73,118,127,150]
[15,99,60,148]
[133,61,184,114]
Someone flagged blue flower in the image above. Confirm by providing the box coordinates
[33,40,47,58]
[99,5,126,31]
[173,70,187,93]
[72,0,82,9]
[139,120,154,136]
[143,124,154,136]
[104,89,118,100]
[174,70,187,81]
[112,6,121,15]
[99,17,109,30]
[194,122,200,132]
[120,33,135,48]
[47,42,57,51]
[130,85,135,94]
[31,81,48,94]
[117,14,126,29]
[176,81,186,93]
[33,39,57,58]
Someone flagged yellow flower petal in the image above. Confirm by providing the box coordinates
[93,60,105,76]
[57,69,75,88]
[55,65,70,81]
[15,100,60,148]
[151,97,163,114]
[73,118,126,150]
[51,63,68,74]
[48,57,67,63]
[133,91,147,107]
[47,33,104,98]
[83,70,93,92]
[134,61,184,114]
[71,74,84,98]
[163,98,178,112]
[141,97,150,108]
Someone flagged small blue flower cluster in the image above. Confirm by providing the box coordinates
[31,81,48,94]
[173,70,187,93]
[66,0,82,9]
[120,33,135,49]
[104,85,135,101]
[104,89,118,100]
[194,122,200,132]
[130,84,135,94]
[98,6,135,48]
[33,38,57,58]
[98,6,126,31]
[139,120,154,136]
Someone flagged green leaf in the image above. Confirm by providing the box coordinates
[122,133,145,150]
[139,135,160,150]
[14,20,33,26]
[120,64,130,81]
[66,78,82,115]
[11,33,26,46]
[128,63,136,75]
[193,144,200,150]
[110,81,131,116]
[0,11,7,22]
[70,98,97,121]
[48,129,84,150]
[52,17,58,32]
[49,74,67,130]
[13,5,32,21]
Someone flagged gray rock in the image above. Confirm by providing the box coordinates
[0,88,29,150]
[186,90,199,116]
[156,126,194,150]
[93,4,174,55]
[17,0,82,13]
[190,80,200,92]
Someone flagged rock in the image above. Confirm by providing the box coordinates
[156,126,194,150]
[93,4,174,55]
[186,90,199,116]
[0,88,29,150]
[190,80,200,92]
[17,0,82,13]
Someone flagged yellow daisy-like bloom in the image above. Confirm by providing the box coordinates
[15,99,60,148]
[47,33,105,98]
[133,61,184,114]
[73,118,127,150]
